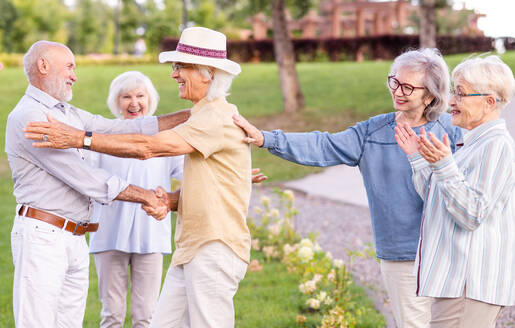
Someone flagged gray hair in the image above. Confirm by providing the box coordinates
[195,65,235,101]
[452,55,515,111]
[389,48,450,121]
[107,71,160,118]
[23,40,69,84]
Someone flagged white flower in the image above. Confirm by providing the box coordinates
[304,280,317,293]
[260,196,270,207]
[326,251,333,261]
[324,297,334,305]
[269,208,280,218]
[333,259,344,269]
[263,246,276,258]
[298,246,314,263]
[251,238,260,251]
[283,189,295,201]
[312,274,323,283]
[313,243,322,252]
[317,291,327,302]
[306,298,320,310]
[327,269,336,281]
[283,243,294,256]
[268,223,281,236]
[252,206,263,214]
[300,238,313,249]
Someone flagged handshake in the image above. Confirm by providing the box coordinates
[141,187,180,220]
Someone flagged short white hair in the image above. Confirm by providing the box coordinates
[452,55,515,110]
[23,40,69,84]
[389,48,450,121]
[107,71,160,118]
[195,65,235,101]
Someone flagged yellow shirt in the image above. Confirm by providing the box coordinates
[172,97,251,266]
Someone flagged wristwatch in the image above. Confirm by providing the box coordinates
[83,131,93,150]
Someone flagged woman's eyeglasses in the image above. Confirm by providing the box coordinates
[451,90,501,103]
[172,63,194,72]
[388,76,425,96]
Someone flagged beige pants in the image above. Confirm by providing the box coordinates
[381,260,433,328]
[94,250,163,328]
[430,289,503,328]
[150,241,248,328]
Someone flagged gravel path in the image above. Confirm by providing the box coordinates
[249,185,515,328]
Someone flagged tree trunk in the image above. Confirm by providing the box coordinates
[270,0,305,113]
[419,0,436,48]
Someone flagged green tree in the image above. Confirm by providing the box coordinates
[67,0,113,54]
[0,0,18,52]
[143,0,182,53]
[248,0,313,113]
[10,0,69,52]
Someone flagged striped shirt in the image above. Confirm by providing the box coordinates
[408,119,515,306]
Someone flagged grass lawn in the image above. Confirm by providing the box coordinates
[1,52,514,325]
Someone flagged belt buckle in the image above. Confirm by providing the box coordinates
[72,222,89,235]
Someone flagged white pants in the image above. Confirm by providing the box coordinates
[381,260,433,328]
[94,250,163,328]
[11,213,89,328]
[150,241,248,328]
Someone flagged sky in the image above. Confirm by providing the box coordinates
[452,0,515,37]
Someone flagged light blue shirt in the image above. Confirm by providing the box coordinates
[88,153,184,254]
[410,119,515,305]
[5,85,158,221]
[262,112,463,260]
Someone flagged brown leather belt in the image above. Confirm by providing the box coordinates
[18,205,98,235]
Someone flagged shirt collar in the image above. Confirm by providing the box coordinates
[190,97,225,114]
[25,84,70,114]
[463,119,506,145]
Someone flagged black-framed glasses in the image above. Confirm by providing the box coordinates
[451,90,501,103]
[172,62,194,72]
[388,76,426,96]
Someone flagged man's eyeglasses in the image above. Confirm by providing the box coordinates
[451,90,501,103]
[388,76,426,96]
[172,63,194,72]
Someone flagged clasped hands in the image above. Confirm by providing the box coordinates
[394,122,451,163]
[142,186,171,220]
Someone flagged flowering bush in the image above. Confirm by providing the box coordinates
[248,189,384,327]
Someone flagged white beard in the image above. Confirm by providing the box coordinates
[43,75,73,102]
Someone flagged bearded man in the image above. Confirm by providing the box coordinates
[5,40,190,327]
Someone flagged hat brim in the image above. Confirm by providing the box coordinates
[159,51,241,76]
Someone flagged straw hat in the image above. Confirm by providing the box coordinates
[159,27,241,76]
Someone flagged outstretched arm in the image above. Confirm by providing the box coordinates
[25,115,195,159]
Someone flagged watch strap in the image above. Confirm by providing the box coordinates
[83,131,92,150]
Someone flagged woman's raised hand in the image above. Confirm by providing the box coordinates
[394,122,420,155]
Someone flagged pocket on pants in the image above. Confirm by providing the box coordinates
[29,224,58,245]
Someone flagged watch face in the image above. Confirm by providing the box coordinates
[84,136,92,147]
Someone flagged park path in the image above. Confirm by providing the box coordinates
[250,100,515,328]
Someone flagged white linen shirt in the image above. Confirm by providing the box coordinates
[409,119,515,306]
[5,85,158,221]
[88,153,184,254]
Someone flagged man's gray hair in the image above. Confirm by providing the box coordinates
[23,40,67,84]
[452,55,515,111]
[107,71,160,118]
[389,48,450,121]
[196,65,235,101]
